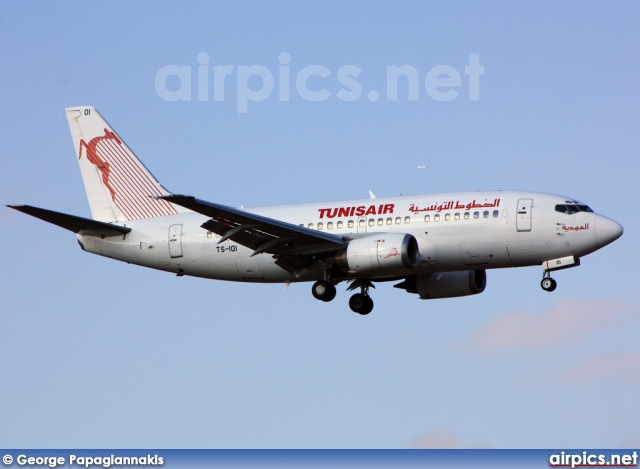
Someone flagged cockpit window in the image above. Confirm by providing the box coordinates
[555,204,576,214]
[555,204,593,214]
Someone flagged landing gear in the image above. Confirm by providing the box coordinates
[311,277,376,314]
[311,280,337,302]
[347,279,375,315]
[349,293,374,315]
[541,276,557,292]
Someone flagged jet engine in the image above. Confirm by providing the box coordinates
[395,270,486,299]
[335,233,419,276]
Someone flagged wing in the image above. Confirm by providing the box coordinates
[8,205,131,237]
[159,195,347,273]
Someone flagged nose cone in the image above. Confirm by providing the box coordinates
[595,215,623,248]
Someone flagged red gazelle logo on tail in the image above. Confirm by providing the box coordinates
[77,127,177,220]
[78,128,119,201]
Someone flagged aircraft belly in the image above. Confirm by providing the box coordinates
[420,240,507,270]
[505,237,551,266]
[427,223,512,270]
[180,237,244,280]
[256,255,299,282]
[84,235,166,270]
[236,257,264,279]
[458,242,487,266]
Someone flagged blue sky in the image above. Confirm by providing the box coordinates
[1,1,639,448]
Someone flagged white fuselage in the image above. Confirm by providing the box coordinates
[77,190,616,283]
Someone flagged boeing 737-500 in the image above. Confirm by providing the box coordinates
[8,106,624,314]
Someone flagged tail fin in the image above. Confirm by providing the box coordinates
[66,105,185,222]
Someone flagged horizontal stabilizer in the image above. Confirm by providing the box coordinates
[7,205,131,237]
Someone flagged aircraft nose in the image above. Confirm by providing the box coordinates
[595,215,623,248]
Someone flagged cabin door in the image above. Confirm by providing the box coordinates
[516,198,533,232]
[168,224,183,258]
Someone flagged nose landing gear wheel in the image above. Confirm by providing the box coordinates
[541,277,557,292]
[312,280,337,302]
[349,293,374,315]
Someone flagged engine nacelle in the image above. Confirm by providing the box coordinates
[336,233,419,276]
[395,270,487,299]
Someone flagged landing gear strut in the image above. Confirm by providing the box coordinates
[541,273,557,292]
[311,280,337,302]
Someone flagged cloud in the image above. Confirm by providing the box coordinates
[559,351,640,384]
[469,298,633,353]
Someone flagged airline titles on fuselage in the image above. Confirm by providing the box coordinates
[316,199,501,219]
[318,204,395,219]
[409,198,501,213]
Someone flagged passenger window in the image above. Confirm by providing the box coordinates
[358,219,365,228]
[445,213,451,221]
[464,212,470,220]
[337,221,344,229]
[473,212,479,219]
[424,214,430,222]
[395,217,401,224]
[348,220,354,228]
[368,218,375,227]
[206,231,212,239]
[308,223,314,229]
[317,222,323,230]
[327,222,333,229]
[377,218,383,226]
[454,213,460,220]
[493,210,499,218]
[404,216,411,224]
[483,211,489,218]
[386,217,393,225]
[434,214,440,222]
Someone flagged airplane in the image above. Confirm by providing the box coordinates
[7,106,624,315]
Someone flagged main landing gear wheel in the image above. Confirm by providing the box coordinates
[541,277,557,292]
[312,280,337,302]
[349,293,374,315]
